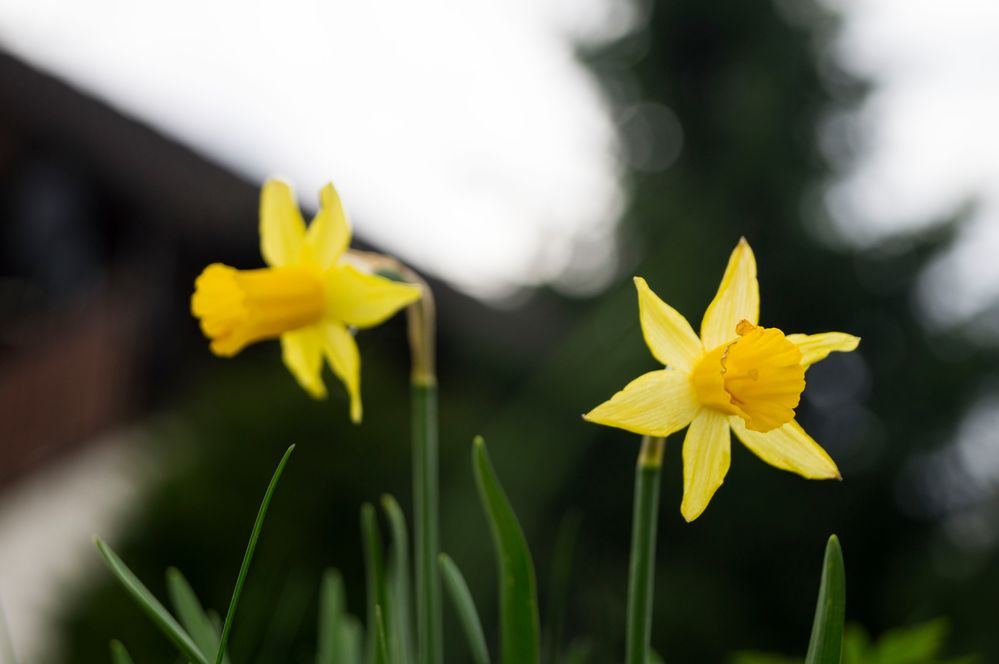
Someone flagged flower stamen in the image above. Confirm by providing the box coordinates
[690,320,805,432]
[721,321,805,432]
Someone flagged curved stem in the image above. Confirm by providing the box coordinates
[350,251,441,664]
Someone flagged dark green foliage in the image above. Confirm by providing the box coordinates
[735,618,979,664]
[108,641,133,664]
[165,568,230,664]
[94,539,210,664]
[439,555,490,664]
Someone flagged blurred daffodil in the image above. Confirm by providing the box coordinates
[585,239,859,521]
[192,179,421,423]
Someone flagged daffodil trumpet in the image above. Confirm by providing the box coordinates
[585,238,860,522]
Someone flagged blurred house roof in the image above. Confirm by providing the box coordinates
[0,48,259,491]
[0,49,257,236]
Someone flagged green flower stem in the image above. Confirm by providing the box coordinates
[364,252,440,664]
[625,436,665,664]
[404,268,440,664]
[413,378,441,664]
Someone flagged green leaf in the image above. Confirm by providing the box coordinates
[343,615,364,664]
[840,625,869,664]
[439,554,491,664]
[166,568,230,664]
[412,382,442,664]
[109,640,134,664]
[317,569,348,664]
[472,436,540,664]
[730,653,801,664]
[362,503,390,664]
[94,538,209,664]
[382,495,414,664]
[216,444,295,664]
[374,606,390,664]
[804,535,846,664]
[871,620,947,663]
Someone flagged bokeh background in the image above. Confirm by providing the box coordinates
[1,0,998,661]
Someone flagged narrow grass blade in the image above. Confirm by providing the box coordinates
[439,554,491,664]
[109,640,134,664]
[317,569,347,664]
[625,437,664,664]
[804,535,846,664]
[542,512,581,664]
[382,495,414,664]
[472,436,540,664]
[94,538,209,664]
[374,606,390,664]
[166,568,230,664]
[413,382,442,664]
[362,503,390,664]
[216,444,296,664]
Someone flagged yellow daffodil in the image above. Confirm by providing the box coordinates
[191,179,422,423]
[584,239,859,521]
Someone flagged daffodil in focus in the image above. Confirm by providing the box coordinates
[191,179,422,423]
[584,239,859,521]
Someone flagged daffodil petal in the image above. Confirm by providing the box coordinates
[324,265,422,329]
[730,417,840,479]
[306,183,352,270]
[680,410,731,522]
[583,369,699,437]
[280,326,327,399]
[634,277,703,372]
[700,238,759,349]
[321,322,362,423]
[260,179,306,267]
[786,332,860,369]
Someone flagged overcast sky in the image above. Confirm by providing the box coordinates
[823,0,999,332]
[0,0,639,298]
[1,0,997,322]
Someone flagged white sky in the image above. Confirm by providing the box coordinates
[823,0,999,330]
[0,0,641,298]
[0,0,997,315]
